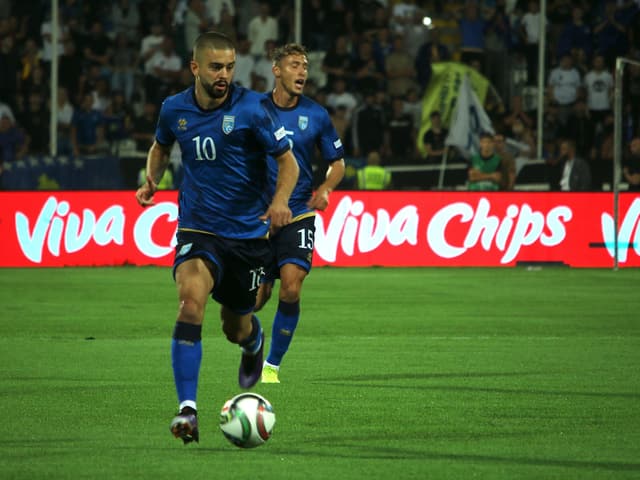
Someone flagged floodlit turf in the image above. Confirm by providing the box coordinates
[1,266,639,480]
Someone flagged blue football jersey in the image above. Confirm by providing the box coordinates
[264,93,344,217]
[155,85,290,239]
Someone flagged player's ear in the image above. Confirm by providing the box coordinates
[272,64,280,78]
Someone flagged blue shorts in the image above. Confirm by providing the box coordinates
[173,230,271,314]
[263,215,315,283]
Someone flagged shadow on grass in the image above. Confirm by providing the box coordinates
[314,372,640,399]
[270,443,640,472]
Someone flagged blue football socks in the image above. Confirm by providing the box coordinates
[240,315,263,354]
[266,300,300,366]
[171,322,202,409]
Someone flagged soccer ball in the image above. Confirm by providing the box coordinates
[219,393,276,448]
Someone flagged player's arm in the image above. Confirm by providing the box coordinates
[135,140,172,207]
[308,159,345,211]
[261,149,299,228]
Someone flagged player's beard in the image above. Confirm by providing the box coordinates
[200,77,228,99]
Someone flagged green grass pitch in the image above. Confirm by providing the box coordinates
[1,266,639,479]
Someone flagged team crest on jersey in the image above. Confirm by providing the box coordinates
[222,115,235,134]
[178,118,187,131]
[298,115,309,131]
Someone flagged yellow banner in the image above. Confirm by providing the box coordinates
[417,62,490,157]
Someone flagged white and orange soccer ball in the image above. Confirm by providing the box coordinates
[219,393,276,448]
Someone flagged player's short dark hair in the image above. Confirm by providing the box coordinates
[272,43,308,66]
[193,31,235,59]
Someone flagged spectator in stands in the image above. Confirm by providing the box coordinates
[321,34,353,91]
[510,116,536,162]
[326,76,358,122]
[140,22,165,73]
[484,0,512,100]
[420,110,449,164]
[247,1,278,59]
[103,90,134,150]
[591,112,615,190]
[571,46,590,77]
[458,1,486,71]
[583,53,614,128]
[626,62,640,126]
[415,27,450,93]
[351,89,387,159]
[493,132,516,190]
[430,2,462,60]
[71,93,105,157]
[550,138,592,191]
[18,38,42,96]
[561,98,596,161]
[502,95,534,132]
[110,0,141,43]
[467,132,503,191]
[90,77,112,113]
[18,91,48,155]
[117,101,157,189]
[623,137,640,191]
[205,0,235,26]
[357,150,392,190]
[0,35,20,112]
[385,96,417,165]
[83,21,113,77]
[131,102,158,153]
[390,0,419,37]
[233,34,255,88]
[59,39,84,104]
[0,114,27,170]
[216,7,238,43]
[402,86,423,129]
[370,25,394,69]
[384,34,418,98]
[520,0,544,85]
[21,62,48,102]
[349,39,386,93]
[397,6,427,61]
[110,33,138,103]
[302,0,330,51]
[593,0,630,66]
[144,36,183,106]
[547,53,582,124]
[251,38,276,93]
[556,6,592,62]
[40,10,68,71]
[0,103,15,135]
[56,87,74,156]
[184,0,213,55]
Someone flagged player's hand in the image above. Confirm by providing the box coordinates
[307,189,330,211]
[260,199,292,229]
[135,175,158,207]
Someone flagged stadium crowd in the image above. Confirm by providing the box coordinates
[1,0,640,191]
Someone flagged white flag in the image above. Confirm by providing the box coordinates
[445,74,494,157]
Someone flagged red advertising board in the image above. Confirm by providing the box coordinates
[1,191,639,268]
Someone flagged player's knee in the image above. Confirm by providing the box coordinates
[279,280,302,303]
[177,298,205,324]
